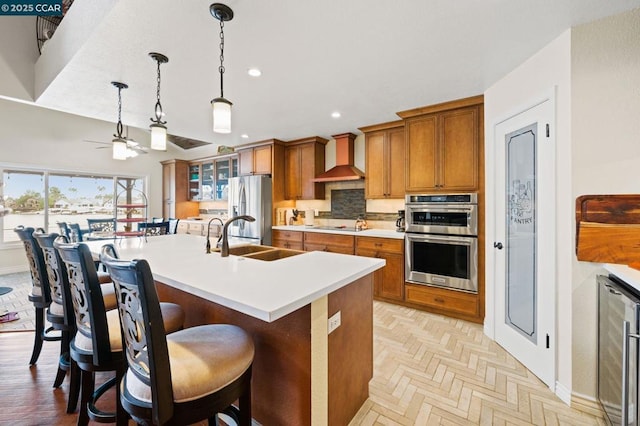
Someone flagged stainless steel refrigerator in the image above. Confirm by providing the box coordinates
[227,175,272,245]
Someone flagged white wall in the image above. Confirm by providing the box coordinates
[484,30,573,398]
[571,8,640,398]
[0,98,182,273]
[0,16,38,101]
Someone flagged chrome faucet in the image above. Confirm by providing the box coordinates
[220,215,255,257]
[205,217,225,253]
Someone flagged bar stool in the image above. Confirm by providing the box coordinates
[14,226,61,366]
[55,241,185,425]
[100,249,254,425]
[32,231,75,389]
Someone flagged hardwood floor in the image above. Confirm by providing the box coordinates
[1,272,606,425]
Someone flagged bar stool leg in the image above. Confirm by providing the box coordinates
[67,359,80,414]
[29,307,45,365]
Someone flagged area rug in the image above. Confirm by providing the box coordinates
[0,272,35,332]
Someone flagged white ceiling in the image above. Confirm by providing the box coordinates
[33,0,640,152]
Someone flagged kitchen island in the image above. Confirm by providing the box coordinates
[85,234,384,426]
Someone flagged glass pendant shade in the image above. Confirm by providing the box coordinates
[112,138,128,160]
[212,97,232,133]
[150,123,167,150]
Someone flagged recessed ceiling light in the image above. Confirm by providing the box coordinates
[331,111,341,118]
[247,68,262,77]
[241,134,249,139]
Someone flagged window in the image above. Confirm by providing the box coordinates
[1,168,145,244]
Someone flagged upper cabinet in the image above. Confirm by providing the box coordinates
[214,155,238,200]
[161,159,198,219]
[238,143,273,176]
[360,121,405,199]
[398,95,483,193]
[284,136,328,200]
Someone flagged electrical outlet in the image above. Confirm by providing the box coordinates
[328,311,341,334]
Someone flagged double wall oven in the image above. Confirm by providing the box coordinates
[405,193,478,293]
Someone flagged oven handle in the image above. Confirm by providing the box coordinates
[405,206,475,213]
[406,233,476,245]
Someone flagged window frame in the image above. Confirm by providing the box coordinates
[0,163,147,248]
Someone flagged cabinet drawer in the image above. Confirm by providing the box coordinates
[304,242,354,255]
[356,237,403,254]
[304,232,353,247]
[272,240,304,250]
[272,230,303,242]
[187,223,204,235]
[405,284,478,316]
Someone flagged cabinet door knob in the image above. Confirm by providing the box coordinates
[494,242,503,250]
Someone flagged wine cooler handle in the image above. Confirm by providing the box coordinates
[623,320,640,425]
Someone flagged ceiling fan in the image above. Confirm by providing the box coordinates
[83,126,148,158]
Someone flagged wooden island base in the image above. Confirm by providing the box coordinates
[156,274,373,426]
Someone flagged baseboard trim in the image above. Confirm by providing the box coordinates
[555,381,571,405]
[0,266,29,275]
[570,391,605,418]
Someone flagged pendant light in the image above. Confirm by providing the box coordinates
[149,52,168,150]
[111,81,128,161]
[210,3,234,134]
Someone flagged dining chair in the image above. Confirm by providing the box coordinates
[137,221,170,236]
[57,222,72,241]
[100,249,254,426]
[86,218,116,233]
[68,223,85,242]
[54,240,186,425]
[13,226,61,367]
[168,218,179,234]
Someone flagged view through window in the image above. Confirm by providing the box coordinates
[0,169,145,244]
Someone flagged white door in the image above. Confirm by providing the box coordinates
[494,97,556,388]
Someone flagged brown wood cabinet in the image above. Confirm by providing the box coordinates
[355,237,404,301]
[284,137,327,200]
[161,159,198,219]
[272,229,304,250]
[303,232,354,255]
[398,95,483,193]
[404,284,480,321]
[238,144,273,176]
[360,121,405,199]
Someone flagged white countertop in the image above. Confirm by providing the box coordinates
[605,263,640,292]
[272,225,405,240]
[85,234,384,323]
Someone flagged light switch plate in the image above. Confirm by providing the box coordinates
[328,311,341,334]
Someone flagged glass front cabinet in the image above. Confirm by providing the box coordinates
[215,155,238,200]
[188,155,238,201]
[188,163,201,200]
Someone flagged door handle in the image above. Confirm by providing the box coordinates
[494,242,503,250]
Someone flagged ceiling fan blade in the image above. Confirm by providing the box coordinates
[83,139,110,145]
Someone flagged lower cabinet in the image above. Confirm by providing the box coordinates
[404,283,479,320]
[303,232,355,255]
[272,229,304,250]
[356,237,404,302]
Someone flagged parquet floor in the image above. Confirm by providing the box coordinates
[1,273,606,425]
[350,302,606,425]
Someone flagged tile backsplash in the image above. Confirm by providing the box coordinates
[331,189,366,219]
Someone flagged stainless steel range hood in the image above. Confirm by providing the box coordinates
[312,132,365,182]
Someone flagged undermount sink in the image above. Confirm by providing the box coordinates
[226,245,273,256]
[242,248,304,261]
